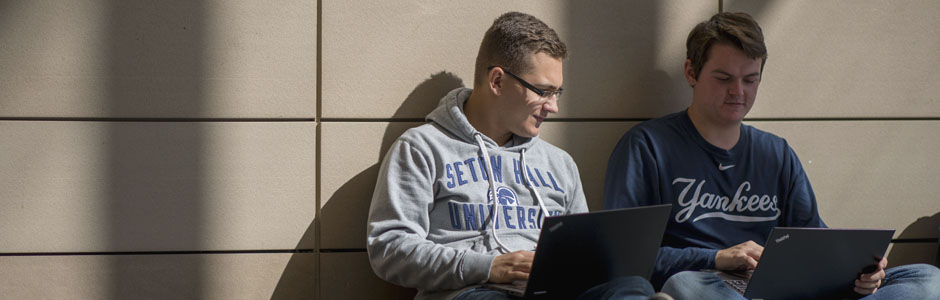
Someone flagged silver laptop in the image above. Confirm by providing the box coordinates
[485,204,672,299]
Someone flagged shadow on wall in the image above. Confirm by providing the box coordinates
[105,1,207,299]
[271,72,464,299]
[563,0,689,119]
[887,212,940,268]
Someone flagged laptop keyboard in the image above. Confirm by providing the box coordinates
[724,279,749,295]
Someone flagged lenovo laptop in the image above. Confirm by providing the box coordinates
[721,227,894,300]
[485,204,672,299]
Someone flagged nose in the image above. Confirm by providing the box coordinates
[542,97,559,113]
[729,80,744,96]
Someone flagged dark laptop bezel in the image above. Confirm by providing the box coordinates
[742,227,894,300]
[520,204,672,299]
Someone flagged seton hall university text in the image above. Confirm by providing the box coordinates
[443,154,566,231]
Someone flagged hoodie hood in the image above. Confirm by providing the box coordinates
[426,87,538,149]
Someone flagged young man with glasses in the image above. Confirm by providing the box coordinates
[368,11,668,300]
[602,12,940,299]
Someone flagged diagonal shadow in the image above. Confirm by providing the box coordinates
[271,71,463,299]
[887,212,940,268]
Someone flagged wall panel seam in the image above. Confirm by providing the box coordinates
[315,118,940,123]
[0,249,317,256]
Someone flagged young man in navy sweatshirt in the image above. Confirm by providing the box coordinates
[602,11,940,300]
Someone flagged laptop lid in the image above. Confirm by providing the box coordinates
[522,204,672,299]
[743,227,894,300]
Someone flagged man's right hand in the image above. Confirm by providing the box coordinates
[715,240,763,271]
[488,250,534,283]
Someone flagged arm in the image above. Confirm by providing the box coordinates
[602,131,663,210]
[366,139,493,291]
[779,144,827,228]
[604,131,718,285]
[564,154,589,214]
[650,246,719,287]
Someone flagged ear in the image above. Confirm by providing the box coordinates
[684,59,697,87]
[488,67,504,96]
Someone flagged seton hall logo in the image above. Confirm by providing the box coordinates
[487,186,518,205]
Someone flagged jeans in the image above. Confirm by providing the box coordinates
[660,263,940,300]
[454,276,656,300]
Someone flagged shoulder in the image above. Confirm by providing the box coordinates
[619,112,688,147]
[532,138,577,165]
[394,122,447,147]
[743,124,792,151]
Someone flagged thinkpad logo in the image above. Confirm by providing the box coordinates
[775,234,790,243]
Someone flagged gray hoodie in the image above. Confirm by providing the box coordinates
[367,87,588,300]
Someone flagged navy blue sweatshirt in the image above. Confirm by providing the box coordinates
[603,110,826,289]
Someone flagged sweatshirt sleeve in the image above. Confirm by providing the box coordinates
[779,143,827,228]
[650,246,718,288]
[603,129,664,210]
[564,154,589,214]
[603,130,720,287]
[366,139,494,291]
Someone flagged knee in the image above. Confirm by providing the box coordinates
[604,275,654,295]
[888,263,940,296]
[578,275,654,300]
[661,271,710,295]
[901,263,940,280]
[910,263,940,288]
[663,271,711,286]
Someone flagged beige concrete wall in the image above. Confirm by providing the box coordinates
[1,0,938,299]
[0,0,319,299]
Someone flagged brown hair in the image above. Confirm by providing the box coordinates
[687,12,767,79]
[473,12,568,87]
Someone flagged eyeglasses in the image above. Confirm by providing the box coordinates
[488,66,564,99]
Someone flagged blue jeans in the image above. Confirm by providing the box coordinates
[660,264,940,300]
[454,276,656,300]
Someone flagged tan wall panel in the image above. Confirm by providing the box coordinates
[320,252,416,300]
[321,0,715,119]
[0,253,316,300]
[752,121,940,238]
[0,121,316,252]
[727,0,940,118]
[0,1,316,118]
[319,122,421,249]
[886,243,939,269]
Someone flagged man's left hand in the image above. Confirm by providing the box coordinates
[855,257,887,295]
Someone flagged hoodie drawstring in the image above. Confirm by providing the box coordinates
[474,133,551,254]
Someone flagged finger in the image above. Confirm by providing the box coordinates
[514,262,533,273]
[854,286,877,295]
[856,277,879,286]
[745,256,759,269]
[741,242,764,260]
[860,269,886,281]
[745,247,763,261]
[855,279,879,289]
[509,270,530,281]
[516,251,535,262]
[871,270,886,281]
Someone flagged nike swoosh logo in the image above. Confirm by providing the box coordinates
[719,163,735,171]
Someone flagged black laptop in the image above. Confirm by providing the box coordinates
[721,227,894,300]
[485,204,672,299]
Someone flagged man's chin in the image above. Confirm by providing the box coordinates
[514,128,539,138]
